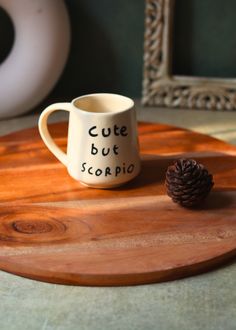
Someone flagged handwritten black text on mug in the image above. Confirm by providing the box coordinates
[81,124,135,177]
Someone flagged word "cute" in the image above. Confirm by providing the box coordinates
[88,125,128,137]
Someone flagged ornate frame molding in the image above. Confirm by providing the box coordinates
[142,0,236,110]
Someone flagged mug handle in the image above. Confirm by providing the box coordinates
[38,103,72,166]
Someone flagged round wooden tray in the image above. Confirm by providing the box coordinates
[0,122,235,286]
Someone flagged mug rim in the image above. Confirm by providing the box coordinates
[72,93,134,115]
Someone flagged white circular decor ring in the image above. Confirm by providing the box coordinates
[0,0,70,118]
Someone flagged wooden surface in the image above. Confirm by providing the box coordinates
[0,122,236,286]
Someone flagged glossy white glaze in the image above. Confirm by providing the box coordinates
[38,94,141,188]
[0,0,70,118]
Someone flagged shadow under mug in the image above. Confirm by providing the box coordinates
[38,93,141,188]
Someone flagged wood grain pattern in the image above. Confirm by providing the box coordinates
[0,122,235,286]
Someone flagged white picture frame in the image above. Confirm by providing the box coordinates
[142,0,236,110]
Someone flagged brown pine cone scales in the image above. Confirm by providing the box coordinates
[165,158,214,207]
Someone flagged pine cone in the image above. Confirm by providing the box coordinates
[165,158,214,207]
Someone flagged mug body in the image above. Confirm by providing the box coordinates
[67,94,140,188]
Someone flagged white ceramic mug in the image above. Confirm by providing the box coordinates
[38,93,141,188]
